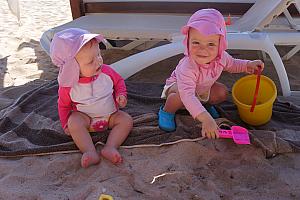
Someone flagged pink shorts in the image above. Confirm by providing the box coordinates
[89,116,110,132]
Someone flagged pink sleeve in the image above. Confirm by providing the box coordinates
[176,66,206,119]
[222,52,249,73]
[58,86,72,129]
[102,64,127,98]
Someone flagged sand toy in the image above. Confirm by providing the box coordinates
[218,126,250,145]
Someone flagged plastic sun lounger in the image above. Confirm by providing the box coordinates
[40,0,300,97]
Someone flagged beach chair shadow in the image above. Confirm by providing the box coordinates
[40,0,300,96]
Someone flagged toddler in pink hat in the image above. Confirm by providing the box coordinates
[50,28,133,168]
[158,9,264,138]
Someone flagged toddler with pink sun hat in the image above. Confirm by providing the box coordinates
[158,9,264,138]
[50,28,133,168]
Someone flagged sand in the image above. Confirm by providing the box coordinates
[0,0,300,199]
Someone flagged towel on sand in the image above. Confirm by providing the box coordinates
[0,80,300,158]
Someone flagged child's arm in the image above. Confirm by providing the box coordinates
[223,52,264,74]
[58,87,72,131]
[176,67,219,139]
[222,52,249,73]
[102,65,127,107]
[176,68,206,118]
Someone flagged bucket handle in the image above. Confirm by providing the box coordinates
[250,66,262,112]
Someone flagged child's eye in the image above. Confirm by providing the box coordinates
[208,43,216,46]
[191,41,200,45]
[89,59,94,64]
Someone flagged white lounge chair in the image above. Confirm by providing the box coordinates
[40,0,300,96]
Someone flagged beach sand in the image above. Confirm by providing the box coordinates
[0,0,300,199]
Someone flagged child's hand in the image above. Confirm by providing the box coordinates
[196,111,219,139]
[246,60,264,74]
[116,95,127,108]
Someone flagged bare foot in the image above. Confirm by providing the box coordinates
[81,151,100,168]
[101,146,123,164]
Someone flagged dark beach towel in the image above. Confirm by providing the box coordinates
[0,80,299,158]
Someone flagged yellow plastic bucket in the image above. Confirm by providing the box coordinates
[232,75,277,126]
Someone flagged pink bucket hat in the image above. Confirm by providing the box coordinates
[50,28,104,87]
[181,9,227,57]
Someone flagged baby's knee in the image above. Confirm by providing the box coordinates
[123,112,133,127]
[219,87,228,101]
[167,92,183,103]
[210,86,228,104]
[68,112,88,129]
[215,84,228,100]
[114,111,133,127]
[169,91,180,98]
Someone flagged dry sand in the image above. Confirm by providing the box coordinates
[0,0,300,199]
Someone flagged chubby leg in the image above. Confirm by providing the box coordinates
[68,112,100,168]
[164,82,228,109]
[158,83,183,132]
[163,83,184,113]
[101,110,133,164]
[204,82,228,119]
[208,82,228,105]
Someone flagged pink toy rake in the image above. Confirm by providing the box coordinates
[218,126,250,145]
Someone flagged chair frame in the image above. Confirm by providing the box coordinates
[41,0,300,96]
[69,0,256,19]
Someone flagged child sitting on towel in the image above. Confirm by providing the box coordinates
[158,9,264,138]
[50,28,133,168]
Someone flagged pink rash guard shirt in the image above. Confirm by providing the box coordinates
[58,64,127,129]
[164,9,250,119]
[165,53,249,119]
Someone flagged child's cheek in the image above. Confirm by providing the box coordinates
[189,47,197,56]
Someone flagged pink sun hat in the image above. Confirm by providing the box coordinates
[181,8,227,56]
[50,28,105,87]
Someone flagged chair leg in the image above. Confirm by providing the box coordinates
[135,41,161,51]
[261,51,268,62]
[120,40,148,50]
[264,41,291,96]
[111,42,184,79]
[104,40,147,50]
[282,45,300,61]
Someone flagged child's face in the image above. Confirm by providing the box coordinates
[188,28,220,65]
[75,39,103,77]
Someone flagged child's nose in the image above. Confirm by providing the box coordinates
[198,46,209,54]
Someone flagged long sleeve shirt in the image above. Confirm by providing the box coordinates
[165,52,249,119]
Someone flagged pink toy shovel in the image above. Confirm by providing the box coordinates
[218,126,250,145]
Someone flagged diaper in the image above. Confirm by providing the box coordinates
[161,82,176,99]
[196,90,210,103]
[161,82,210,103]
[89,115,110,132]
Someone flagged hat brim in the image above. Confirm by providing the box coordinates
[181,21,223,36]
[79,33,105,50]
